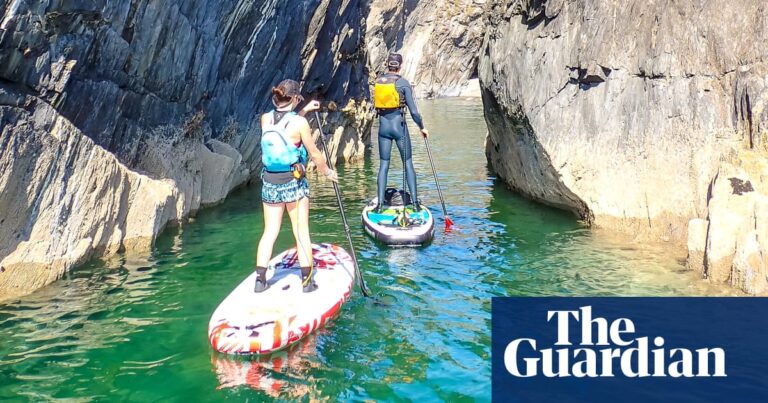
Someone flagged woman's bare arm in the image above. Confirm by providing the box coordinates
[298,119,336,180]
[297,100,321,117]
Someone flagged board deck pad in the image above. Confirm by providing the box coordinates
[362,196,435,246]
[365,206,430,226]
[208,243,355,355]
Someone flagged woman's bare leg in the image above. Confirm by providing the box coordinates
[286,197,312,268]
[256,202,285,267]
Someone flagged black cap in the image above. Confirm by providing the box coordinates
[387,53,403,69]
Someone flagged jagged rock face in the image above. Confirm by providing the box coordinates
[0,0,370,163]
[0,0,372,300]
[0,88,180,300]
[480,0,768,244]
[367,0,485,98]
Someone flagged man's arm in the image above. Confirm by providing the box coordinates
[401,84,424,130]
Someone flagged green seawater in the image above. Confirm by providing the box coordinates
[0,99,728,401]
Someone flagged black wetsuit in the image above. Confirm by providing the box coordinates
[377,73,424,208]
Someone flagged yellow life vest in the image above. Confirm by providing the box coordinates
[373,75,402,110]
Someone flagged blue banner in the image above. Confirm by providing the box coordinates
[492,298,768,402]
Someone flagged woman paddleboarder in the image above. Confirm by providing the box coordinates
[254,79,338,293]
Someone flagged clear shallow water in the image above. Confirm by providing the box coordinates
[0,98,730,401]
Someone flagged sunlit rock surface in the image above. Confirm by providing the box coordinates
[367,0,485,98]
[480,0,768,293]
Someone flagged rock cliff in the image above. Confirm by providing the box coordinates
[367,0,485,98]
[5,0,767,298]
[480,0,768,292]
[0,0,372,300]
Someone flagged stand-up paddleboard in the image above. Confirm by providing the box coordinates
[362,188,434,246]
[209,243,355,355]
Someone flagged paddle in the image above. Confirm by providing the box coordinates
[422,135,454,230]
[313,111,372,298]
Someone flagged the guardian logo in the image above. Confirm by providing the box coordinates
[504,306,727,378]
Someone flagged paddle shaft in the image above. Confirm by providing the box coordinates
[313,112,371,297]
[423,136,452,225]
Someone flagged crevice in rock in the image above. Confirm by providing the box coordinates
[734,81,760,149]
[702,224,711,279]
[531,77,572,116]
[0,77,42,105]
[746,90,754,149]
[469,60,479,80]
[645,192,652,228]
[632,71,667,80]
[121,0,140,44]
[519,0,557,30]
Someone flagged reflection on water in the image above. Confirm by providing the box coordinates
[0,98,734,401]
[212,336,318,398]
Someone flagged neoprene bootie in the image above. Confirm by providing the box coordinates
[254,266,269,293]
[300,266,318,293]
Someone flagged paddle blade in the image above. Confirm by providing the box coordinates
[444,216,454,231]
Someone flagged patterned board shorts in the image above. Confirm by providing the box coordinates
[261,177,310,204]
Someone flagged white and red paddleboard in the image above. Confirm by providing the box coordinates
[208,243,355,355]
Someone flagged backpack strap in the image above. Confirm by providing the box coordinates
[270,110,295,129]
[268,110,297,147]
[393,76,408,109]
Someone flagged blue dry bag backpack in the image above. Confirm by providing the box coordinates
[261,111,301,172]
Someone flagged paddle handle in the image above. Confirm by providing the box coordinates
[314,112,371,297]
